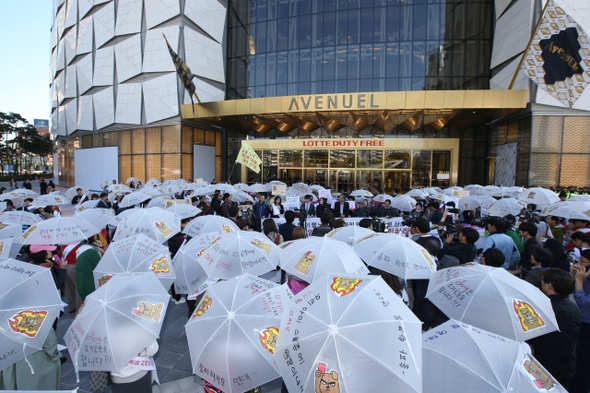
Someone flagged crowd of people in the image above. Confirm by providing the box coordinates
[2,178,590,392]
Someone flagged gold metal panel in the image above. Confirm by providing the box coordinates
[251,98,266,114]
[119,155,131,185]
[482,90,504,108]
[146,154,161,182]
[561,155,590,187]
[563,117,590,153]
[424,91,445,109]
[132,155,145,181]
[119,130,131,154]
[266,96,283,113]
[219,100,236,115]
[162,125,181,153]
[162,154,181,181]
[530,153,560,188]
[502,90,528,108]
[182,154,193,181]
[406,91,426,109]
[464,91,485,108]
[132,129,145,154]
[146,127,161,153]
[531,116,562,153]
[181,126,193,153]
[235,99,252,115]
[443,91,465,108]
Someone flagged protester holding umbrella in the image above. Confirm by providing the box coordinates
[569,249,590,393]
[76,236,103,300]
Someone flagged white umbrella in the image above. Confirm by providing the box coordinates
[64,272,170,373]
[517,187,560,206]
[64,186,90,200]
[106,208,138,227]
[538,201,571,217]
[191,185,216,196]
[568,195,590,202]
[231,191,254,203]
[107,184,133,193]
[442,186,464,196]
[20,217,100,245]
[463,184,483,192]
[431,193,451,203]
[290,182,312,194]
[325,226,374,246]
[182,215,239,238]
[551,201,590,221]
[0,210,42,226]
[310,184,325,191]
[165,204,201,219]
[93,234,176,289]
[233,183,248,191]
[146,197,170,209]
[0,259,66,371]
[391,195,417,212]
[140,187,170,198]
[213,184,237,194]
[118,191,152,208]
[0,238,22,260]
[457,195,482,212]
[113,207,181,243]
[423,187,439,196]
[275,273,422,393]
[145,178,162,187]
[185,274,291,393]
[247,183,268,193]
[426,264,558,341]
[100,179,110,188]
[197,231,280,280]
[2,189,39,199]
[405,189,429,198]
[349,189,374,198]
[78,200,98,211]
[74,209,114,230]
[33,194,67,207]
[279,236,369,283]
[0,223,23,239]
[486,198,526,217]
[373,194,395,203]
[353,233,437,279]
[423,320,567,393]
[194,180,210,187]
[172,233,220,295]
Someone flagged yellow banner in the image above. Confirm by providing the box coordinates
[236,143,262,173]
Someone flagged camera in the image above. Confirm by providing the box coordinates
[470,216,489,228]
[518,207,539,224]
[372,218,387,233]
[401,214,416,227]
[440,223,460,243]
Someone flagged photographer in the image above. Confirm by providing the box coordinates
[438,227,479,265]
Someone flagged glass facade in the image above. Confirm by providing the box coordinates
[226,0,494,100]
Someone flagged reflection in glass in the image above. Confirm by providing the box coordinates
[330,170,355,193]
[412,150,431,188]
[330,150,355,168]
[357,150,383,168]
[306,170,327,187]
[263,150,278,181]
[384,150,411,169]
[304,150,329,167]
[280,169,302,185]
[357,171,383,195]
[279,150,303,167]
[432,150,451,187]
[384,171,411,194]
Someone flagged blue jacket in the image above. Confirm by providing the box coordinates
[575,277,590,324]
[254,201,270,219]
[483,233,520,269]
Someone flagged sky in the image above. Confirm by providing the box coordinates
[0,1,52,124]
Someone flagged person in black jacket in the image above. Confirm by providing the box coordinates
[377,199,400,218]
[333,195,351,218]
[438,227,479,264]
[527,268,581,389]
[279,210,297,242]
[315,197,330,218]
[427,201,443,224]
[519,221,543,271]
[311,211,333,237]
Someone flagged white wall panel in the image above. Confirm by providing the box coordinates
[145,0,180,29]
[51,110,58,135]
[490,57,528,91]
[94,1,115,48]
[143,73,178,123]
[77,16,93,55]
[115,83,142,124]
[77,54,93,94]
[142,26,179,73]
[65,98,78,133]
[77,95,94,130]
[56,4,66,40]
[56,40,66,72]
[93,46,114,87]
[115,0,143,36]
[94,0,111,5]
[64,25,77,65]
[51,47,58,78]
[183,77,224,104]
[75,147,119,191]
[184,28,225,83]
[490,0,533,69]
[51,25,58,50]
[79,0,93,19]
[193,145,215,183]
[114,34,142,82]
[184,0,226,44]
[93,86,115,129]
[64,0,78,28]
[51,83,58,109]
[55,71,65,105]
[65,65,77,98]
[57,105,67,136]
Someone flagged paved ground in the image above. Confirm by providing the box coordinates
[8,179,283,392]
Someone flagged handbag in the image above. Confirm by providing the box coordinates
[89,371,111,393]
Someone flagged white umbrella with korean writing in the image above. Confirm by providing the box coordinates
[426,264,558,341]
[183,215,238,238]
[486,198,526,217]
[197,231,280,280]
[0,259,66,371]
[275,273,422,393]
[325,226,375,246]
[33,194,67,207]
[165,204,201,220]
[279,236,369,283]
[19,217,101,245]
[75,208,114,230]
[423,320,567,392]
[118,191,152,208]
[392,195,417,212]
[64,272,170,373]
[517,187,560,207]
[0,210,42,226]
[113,207,181,243]
[172,233,220,295]
[0,223,23,239]
[92,234,176,289]
[353,233,436,279]
[185,274,291,393]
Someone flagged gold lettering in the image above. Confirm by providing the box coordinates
[542,41,580,71]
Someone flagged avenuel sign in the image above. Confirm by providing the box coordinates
[288,93,381,111]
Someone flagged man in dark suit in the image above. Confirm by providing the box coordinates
[333,194,351,218]
[279,210,297,242]
[301,194,315,217]
[377,200,400,218]
[96,192,111,209]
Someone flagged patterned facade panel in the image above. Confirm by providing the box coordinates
[64,65,77,99]
[55,3,66,40]
[142,73,179,123]
[561,154,590,187]
[79,0,93,19]
[142,26,179,73]
[64,25,77,65]
[146,127,162,153]
[55,71,65,105]
[144,0,180,29]
[76,53,93,94]
[531,116,562,153]
[146,154,161,181]
[114,34,142,82]
[132,155,146,181]
[529,153,560,187]
[115,0,143,36]
[77,95,94,130]
[93,46,114,87]
[65,98,78,134]
[77,16,93,56]
[181,126,193,153]
[162,153,181,180]
[57,105,67,136]
[490,0,533,69]
[162,125,181,153]
[184,27,225,83]
[115,82,142,125]
[132,128,146,154]
[93,86,115,129]
[119,130,131,154]
[64,0,77,29]
[182,77,225,105]
[119,155,132,185]
[563,117,590,153]
[182,153,192,180]
[94,1,115,49]
[56,40,66,72]
[184,0,226,44]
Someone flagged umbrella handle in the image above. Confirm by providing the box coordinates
[22,342,35,375]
